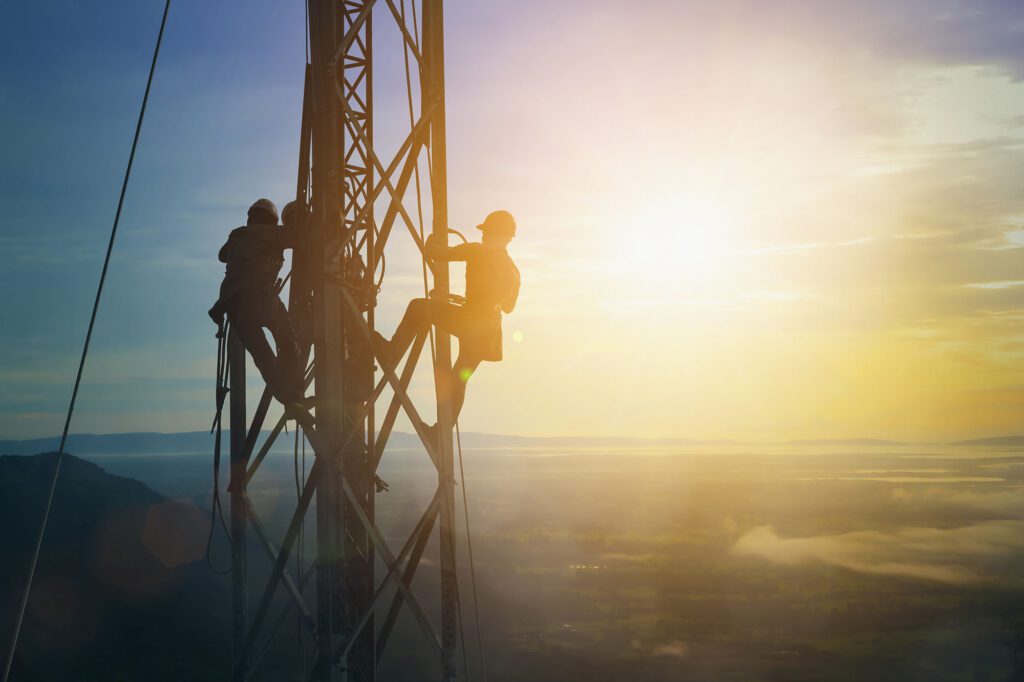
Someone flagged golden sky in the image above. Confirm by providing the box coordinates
[394,2,1024,441]
[2,1,1022,441]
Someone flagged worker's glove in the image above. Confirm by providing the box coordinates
[424,232,445,251]
[208,304,225,328]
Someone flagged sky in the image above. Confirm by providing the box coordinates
[0,0,1022,442]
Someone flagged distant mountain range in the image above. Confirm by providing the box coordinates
[1,431,1021,456]
[947,435,1024,446]
[785,438,906,446]
[0,431,738,456]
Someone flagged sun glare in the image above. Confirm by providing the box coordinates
[608,196,739,299]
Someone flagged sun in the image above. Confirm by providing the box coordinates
[608,196,739,298]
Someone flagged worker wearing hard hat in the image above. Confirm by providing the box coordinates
[374,209,520,431]
[209,198,306,405]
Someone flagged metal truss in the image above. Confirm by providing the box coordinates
[224,2,460,680]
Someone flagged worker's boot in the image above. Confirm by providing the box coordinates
[284,399,317,431]
[371,331,397,369]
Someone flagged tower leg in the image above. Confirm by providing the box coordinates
[423,2,459,679]
[228,327,248,681]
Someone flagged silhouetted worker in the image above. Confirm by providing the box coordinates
[209,198,305,405]
[374,210,520,436]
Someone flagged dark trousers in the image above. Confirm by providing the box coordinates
[392,298,495,423]
[227,288,303,404]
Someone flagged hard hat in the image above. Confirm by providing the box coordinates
[281,200,306,226]
[476,210,516,237]
[248,198,279,223]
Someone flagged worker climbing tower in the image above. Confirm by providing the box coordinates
[224,1,465,679]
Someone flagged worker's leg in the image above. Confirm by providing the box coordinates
[416,308,481,448]
[389,298,468,356]
[419,350,481,452]
[229,293,280,395]
[389,297,430,358]
[442,348,483,424]
[231,291,302,404]
[264,296,304,402]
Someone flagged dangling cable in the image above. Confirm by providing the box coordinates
[400,0,435,365]
[206,320,234,575]
[294,425,306,681]
[1,2,171,678]
[456,422,487,681]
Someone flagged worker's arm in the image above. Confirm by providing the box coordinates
[278,225,301,250]
[425,233,474,262]
[218,227,246,263]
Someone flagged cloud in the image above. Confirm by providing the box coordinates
[892,486,1024,518]
[726,0,1024,78]
[731,521,1024,584]
[631,638,690,659]
[651,640,689,659]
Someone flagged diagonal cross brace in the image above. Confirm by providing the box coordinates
[374,492,438,662]
[341,480,442,653]
[250,563,319,673]
[328,485,443,673]
[243,363,316,486]
[229,413,351,680]
[230,333,435,680]
[384,0,422,64]
[231,455,322,681]
[371,330,427,471]
[244,498,318,639]
[340,288,442,471]
[335,88,435,259]
[323,108,432,273]
[327,1,375,76]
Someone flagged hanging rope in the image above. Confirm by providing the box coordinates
[1,2,171,679]
[456,423,487,681]
[293,425,307,680]
[205,319,234,575]
[400,0,434,364]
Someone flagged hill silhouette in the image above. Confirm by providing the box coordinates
[949,435,1024,446]
[0,452,230,680]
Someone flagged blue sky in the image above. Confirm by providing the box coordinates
[2,1,1023,441]
[1,1,310,437]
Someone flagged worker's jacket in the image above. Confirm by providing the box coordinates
[215,221,298,307]
[456,243,520,361]
[463,244,520,315]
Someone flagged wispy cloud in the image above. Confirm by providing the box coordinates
[965,280,1024,290]
[731,521,1024,584]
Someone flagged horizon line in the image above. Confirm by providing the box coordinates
[1,430,1021,448]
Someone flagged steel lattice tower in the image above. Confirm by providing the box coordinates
[225,1,461,679]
